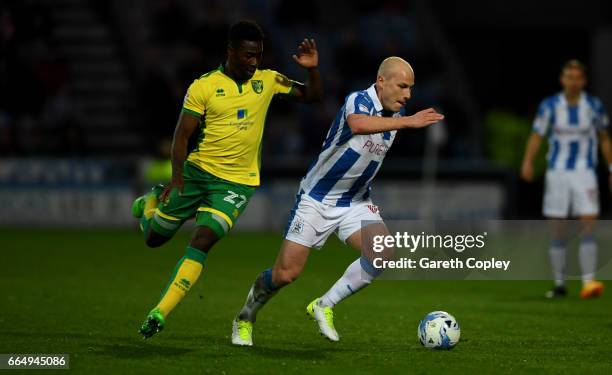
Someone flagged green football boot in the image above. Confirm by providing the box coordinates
[131,184,165,218]
[139,308,165,339]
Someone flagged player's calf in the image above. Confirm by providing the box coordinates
[139,246,207,338]
[232,241,310,346]
[236,268,280,323]
[272,266,300,287]
[189,226,219,253]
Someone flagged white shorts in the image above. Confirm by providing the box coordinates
[543,170,599,218]
[284,195,384,249]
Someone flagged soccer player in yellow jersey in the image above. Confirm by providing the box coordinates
[131,21,322,338]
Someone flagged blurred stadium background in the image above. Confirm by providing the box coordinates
[1,0,611,227]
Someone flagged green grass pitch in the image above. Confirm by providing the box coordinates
[1,229,612,374]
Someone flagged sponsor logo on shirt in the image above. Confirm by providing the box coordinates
[233,109,253,130]
[363,139,389,156]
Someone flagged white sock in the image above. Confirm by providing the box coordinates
[320,257,378,308]
[579,236,597,285]
[549,241,566,287]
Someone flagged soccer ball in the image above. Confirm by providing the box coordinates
[418,311,461,349]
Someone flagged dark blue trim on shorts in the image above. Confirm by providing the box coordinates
[284,189,304,237]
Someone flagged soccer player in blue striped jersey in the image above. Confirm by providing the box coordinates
[521,59,612,299]
[231,57,444,346]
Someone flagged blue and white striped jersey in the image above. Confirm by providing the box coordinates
[298,84,405,206]
[533,91,609,171]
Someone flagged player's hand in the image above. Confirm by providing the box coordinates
[160,177,184,202]
[405,108,444,128]
[292,38,318,69]
[521,162,534,182]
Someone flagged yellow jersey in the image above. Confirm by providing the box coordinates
[182,65,295,186]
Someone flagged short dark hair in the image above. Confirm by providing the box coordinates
[228,21,264,48]
[562,59,587,75]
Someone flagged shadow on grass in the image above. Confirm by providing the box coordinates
[0,331,194,359]
[517,295,561,302]
[166,332,352,360]
[244,345,336,360]
[1,330,351,361]
[86,341,193,359]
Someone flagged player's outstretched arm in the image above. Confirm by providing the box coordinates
[520,132,543,182]
[288,38,322,103]
[159,112,199,202]
[347,108,444,135]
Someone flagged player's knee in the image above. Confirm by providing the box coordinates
[143,222,175,248]
[190,227,219,253]
[579,217,597,235]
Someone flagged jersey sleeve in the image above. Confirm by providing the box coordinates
[182,79,208,118]
[345,92,374,116]
[532,99,552,136]
[592,97,609,129]
[271,70,296,95]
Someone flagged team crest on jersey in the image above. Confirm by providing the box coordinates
[251,80,263,94]
[367,204,379,215]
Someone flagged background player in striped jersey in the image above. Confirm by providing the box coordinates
[231,57,444,346]
[131,21,322,338]
[521,59,612,299]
